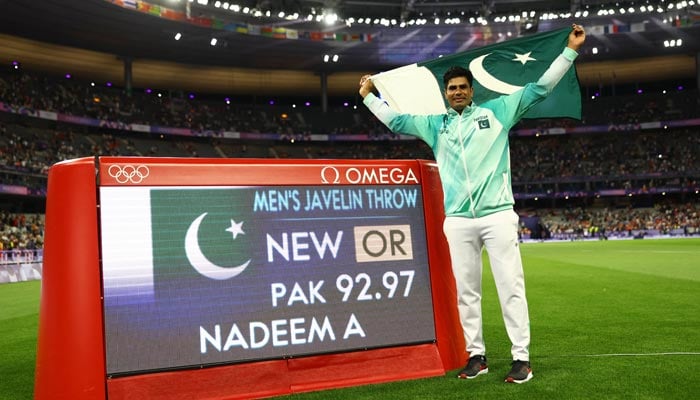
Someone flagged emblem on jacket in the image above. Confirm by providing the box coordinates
[475,116,491,129]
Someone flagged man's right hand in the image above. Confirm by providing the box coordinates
[359,74,375,98]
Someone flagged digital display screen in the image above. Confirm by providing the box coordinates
[100,185,436,375]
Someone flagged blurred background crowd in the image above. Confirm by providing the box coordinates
[0,64,698,254]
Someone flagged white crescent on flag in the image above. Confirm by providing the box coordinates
[185,212,251,280]
[469,53,524,95]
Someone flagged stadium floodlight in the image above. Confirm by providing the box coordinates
[210,38,217,46]
[324,13,337,25]
[174,32,182,40]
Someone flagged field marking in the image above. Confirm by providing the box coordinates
[617,250,699,254]
[539,352,700,358]
[490,352,700,362]
[571,352,700,357]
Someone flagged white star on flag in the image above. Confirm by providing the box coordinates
[512,51,537,65]
[225,219,245,239]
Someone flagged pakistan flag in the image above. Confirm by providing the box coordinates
[370,27,581,119]
[151,188,262,311]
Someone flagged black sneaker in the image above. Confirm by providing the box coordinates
[457,355,488,379]
[505,360,533,384]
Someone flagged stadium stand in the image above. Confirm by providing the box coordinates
[0,65,698,255]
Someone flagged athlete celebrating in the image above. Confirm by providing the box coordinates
[358,24,586,384]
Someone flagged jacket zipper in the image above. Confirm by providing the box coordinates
[456,113,476,218]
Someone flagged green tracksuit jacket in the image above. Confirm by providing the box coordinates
[363,47,578,218]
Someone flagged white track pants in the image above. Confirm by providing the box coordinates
[443,210,530,361]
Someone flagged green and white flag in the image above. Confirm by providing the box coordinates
[371,27,581,119]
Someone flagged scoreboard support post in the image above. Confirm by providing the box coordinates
[35,157,466,400]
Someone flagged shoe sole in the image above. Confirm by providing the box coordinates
[457,368,488,379]
[505,371,533,384]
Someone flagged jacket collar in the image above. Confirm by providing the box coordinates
[446,102,475,117]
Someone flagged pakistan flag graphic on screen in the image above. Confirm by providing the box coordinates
[150,188,264,313]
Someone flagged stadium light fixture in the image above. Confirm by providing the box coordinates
[174,32,182,40]
[210,38,218,46]
[324,12,338,25]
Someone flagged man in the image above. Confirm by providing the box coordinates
[359,24,586,384]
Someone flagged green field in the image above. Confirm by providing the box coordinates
[2,239,699,400]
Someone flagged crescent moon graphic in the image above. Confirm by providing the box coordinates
[469,53,524,95]
[185,212,251,280]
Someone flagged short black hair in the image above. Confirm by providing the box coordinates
[443,66,473,87]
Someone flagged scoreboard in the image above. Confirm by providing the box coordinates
[35,157,465,399]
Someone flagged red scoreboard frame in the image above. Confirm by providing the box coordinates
[34,156,465,399]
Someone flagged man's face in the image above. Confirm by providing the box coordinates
[444,76,474,112]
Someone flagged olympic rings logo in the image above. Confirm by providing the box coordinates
[107,164,150,184]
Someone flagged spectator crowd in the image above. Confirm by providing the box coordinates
[0,68,699,250]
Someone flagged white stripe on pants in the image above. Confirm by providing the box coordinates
[443,209,530,361]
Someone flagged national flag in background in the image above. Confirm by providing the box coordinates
[370,27,581,120]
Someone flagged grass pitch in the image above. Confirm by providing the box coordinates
[1,239,698,399]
